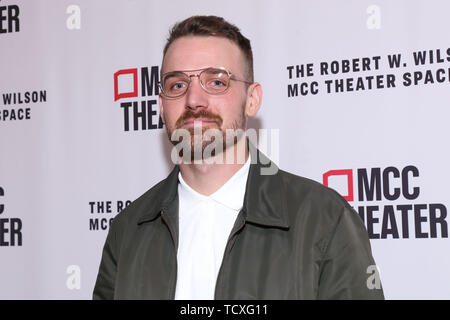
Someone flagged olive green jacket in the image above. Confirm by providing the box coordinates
[93,149,384,299]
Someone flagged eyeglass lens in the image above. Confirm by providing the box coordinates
[162,68,230,97]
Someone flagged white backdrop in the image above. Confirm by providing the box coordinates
[0,0,449,299]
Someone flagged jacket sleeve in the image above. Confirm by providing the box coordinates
[92,221,119,300]
[317,206,385,300]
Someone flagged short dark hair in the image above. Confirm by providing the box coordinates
[162,15,254,82]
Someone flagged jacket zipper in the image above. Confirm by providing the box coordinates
[214,209,246,299]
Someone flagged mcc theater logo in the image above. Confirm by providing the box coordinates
[113,66,164,132]
[323,166,448,239]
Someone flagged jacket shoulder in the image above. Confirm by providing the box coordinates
[276,169,363,245]
[278,169,352,211]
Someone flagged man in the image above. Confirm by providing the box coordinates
[93,15,384,300]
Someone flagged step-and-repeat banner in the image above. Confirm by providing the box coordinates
[1,0,449,299]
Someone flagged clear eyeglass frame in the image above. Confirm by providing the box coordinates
[158,67,253,99]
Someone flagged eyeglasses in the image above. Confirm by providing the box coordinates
[158,67,253,98]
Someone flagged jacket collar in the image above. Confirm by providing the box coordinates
[137,143,289,229]
[244,143,289,229]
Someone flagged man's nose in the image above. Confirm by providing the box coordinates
[185,76,208,110]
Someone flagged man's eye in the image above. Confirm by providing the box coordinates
[210,80,225,86]
[172,82,186,90]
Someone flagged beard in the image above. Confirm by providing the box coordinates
[166,106,247,162]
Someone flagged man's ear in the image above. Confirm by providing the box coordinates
[159,94,166,124]
[245,82,262,117]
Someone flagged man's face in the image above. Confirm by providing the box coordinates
[159,36,250,160]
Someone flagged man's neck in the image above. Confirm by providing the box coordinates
[179,137,249,196]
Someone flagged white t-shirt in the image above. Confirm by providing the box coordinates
[175,157,251,300]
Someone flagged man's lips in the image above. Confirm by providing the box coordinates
[174,110,223,129]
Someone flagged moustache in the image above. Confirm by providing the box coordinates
[175,110,223,129]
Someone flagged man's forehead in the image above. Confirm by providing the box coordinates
[162,35,245,73]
